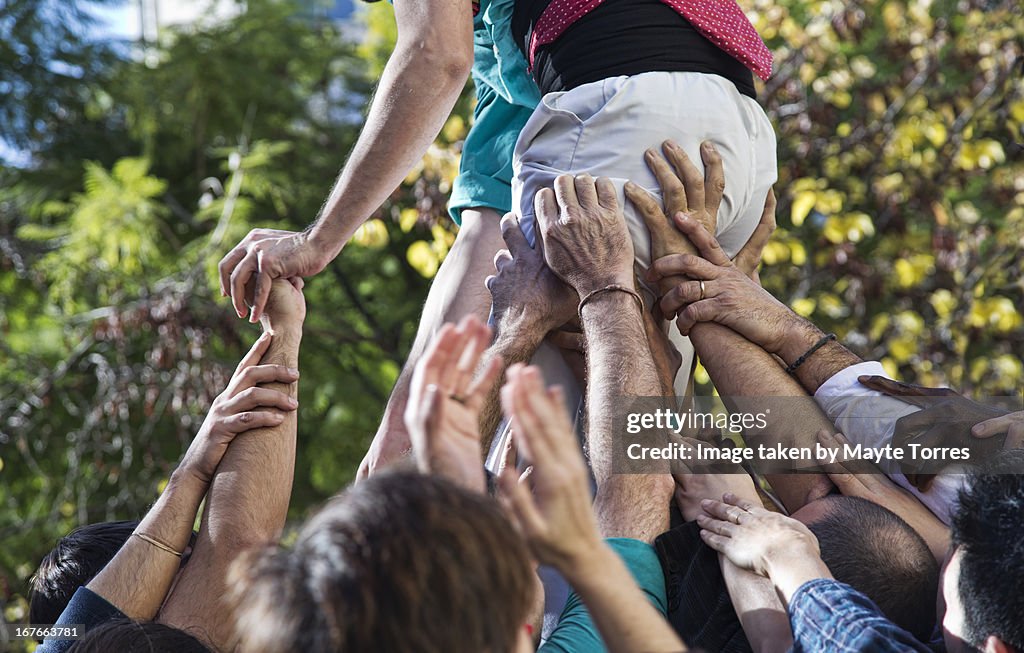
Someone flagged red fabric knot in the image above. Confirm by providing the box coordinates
[529,0,773,81]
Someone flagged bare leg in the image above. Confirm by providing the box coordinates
[358,208,505,479]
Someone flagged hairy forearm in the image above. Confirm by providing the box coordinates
[720,557,792,653]
[87,471,207,620]
[479,315,547,453]
[563,544,686,653]
[582,293,662,484]
[308,21,470,254]
[771,317,862,395]
[158,322,301,650]
[689,322,833,511]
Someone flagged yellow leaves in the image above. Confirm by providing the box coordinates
[442,115,466,143]
[970,355,1024,387]
[887,311,926,364]
[792,298,816,317]
[352,219,389,249]
[791,191,816,226]
[929,289,957,319]
[406,241,439,279]
[968,297,1022,332]
[399,208,419,233]
[894,254,934,289]
[823,212,875,244]
[956,139,1006,170]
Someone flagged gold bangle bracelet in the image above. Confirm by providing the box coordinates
[133,532,183,558]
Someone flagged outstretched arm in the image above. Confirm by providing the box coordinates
[219,0,474,321]
[158,279,305,651]
[498,366,686,653]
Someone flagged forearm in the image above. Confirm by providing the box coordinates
[771,317,862,395]
[720,557,792,653]
[582,293,662,484]
[689,322,833,511]
[479,315,548,453]
[308,21,470,253]
[158,322,301,650]
[563,544,686,653]
[766,552,834,610]
[87,471,207,620]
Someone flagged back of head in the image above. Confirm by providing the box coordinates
[951,451,1024,650]
[68,619,211,653]
[231,471,534,653]
[29,520,140,625]
[805,495,939,641]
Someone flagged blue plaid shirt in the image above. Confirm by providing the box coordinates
[788,579,935,652]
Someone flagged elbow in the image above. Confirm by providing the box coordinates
[396,36,472,90]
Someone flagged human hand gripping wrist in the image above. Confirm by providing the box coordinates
[486,213,578,339]
[534,175,636,298]
[496,364,605,575]
[181,331,299,485]
[219,227,329,324]
[697,493,832,606]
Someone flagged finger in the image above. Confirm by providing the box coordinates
[233,331,273,377]
[573,174,600,214]
[972,413,1018,438]
[696,513,736,537]
[699,528,730,554]
[223,386,298,413]
[595,177,618,210]
[229,249,260,318]
[645,147,686,215]
[500,213,532,257]
[498,427,518,476]
[493,248,514,274]
[699,498,735,521]
[722,492,763,514]
[553,175,580,222]
[219,410,286,433]
[734,190,777,278]
[699,141,724,223]
[227,364,301,397]
[663,141,704,218]
[416,323,459,392]
[534,188,560,232]
[467,354,504,407]
[249,252,273,323]
[452,318,492,395]
[660,280,715,317]
[648,253,725,282]
[500,467,546,537]
[675,299,722,336]
[672,212,730,266]
[218,244,248,298]
[625,181,670,239]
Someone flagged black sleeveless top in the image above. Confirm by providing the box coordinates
[512,0,756,98]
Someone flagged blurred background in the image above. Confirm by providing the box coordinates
[1,0,1021,644]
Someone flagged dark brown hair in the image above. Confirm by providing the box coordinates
[230,471,534,653]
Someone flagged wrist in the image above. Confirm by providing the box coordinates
[773,315,823,362]
[495,306,559,342]
[579,286,643,320]
[573,274,635,299]
[558,537,613,582]
[764,548,833,607]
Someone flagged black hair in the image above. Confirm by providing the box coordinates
[951,451,1024,650]
[807,495,939,642]
[29,520,140,626]
[68,618,211,653]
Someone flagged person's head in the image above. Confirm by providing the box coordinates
[943,454,1024,653]
[68,619,211,652]
[230,470,536,653]
[791,494,939,641]
[29,520,140,626]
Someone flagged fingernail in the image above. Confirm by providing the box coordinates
[676,212,689,222]
[288,397,298,407]
[624,181,635,191]
[703,142,716,152]
[272,413,284,421]
[971,425,983,436]
[701,499,712,507]
[288,367,300,377]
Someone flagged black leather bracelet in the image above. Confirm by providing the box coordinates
[785,333,837,374]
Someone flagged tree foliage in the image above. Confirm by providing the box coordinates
[1,0,1021,644]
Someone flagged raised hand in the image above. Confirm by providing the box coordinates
[486,212,578,336]
[219,228,328,323]
[405,315,503,493]
[181,332,299,485]
[534,175,635,298]
[496,364,602,572]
